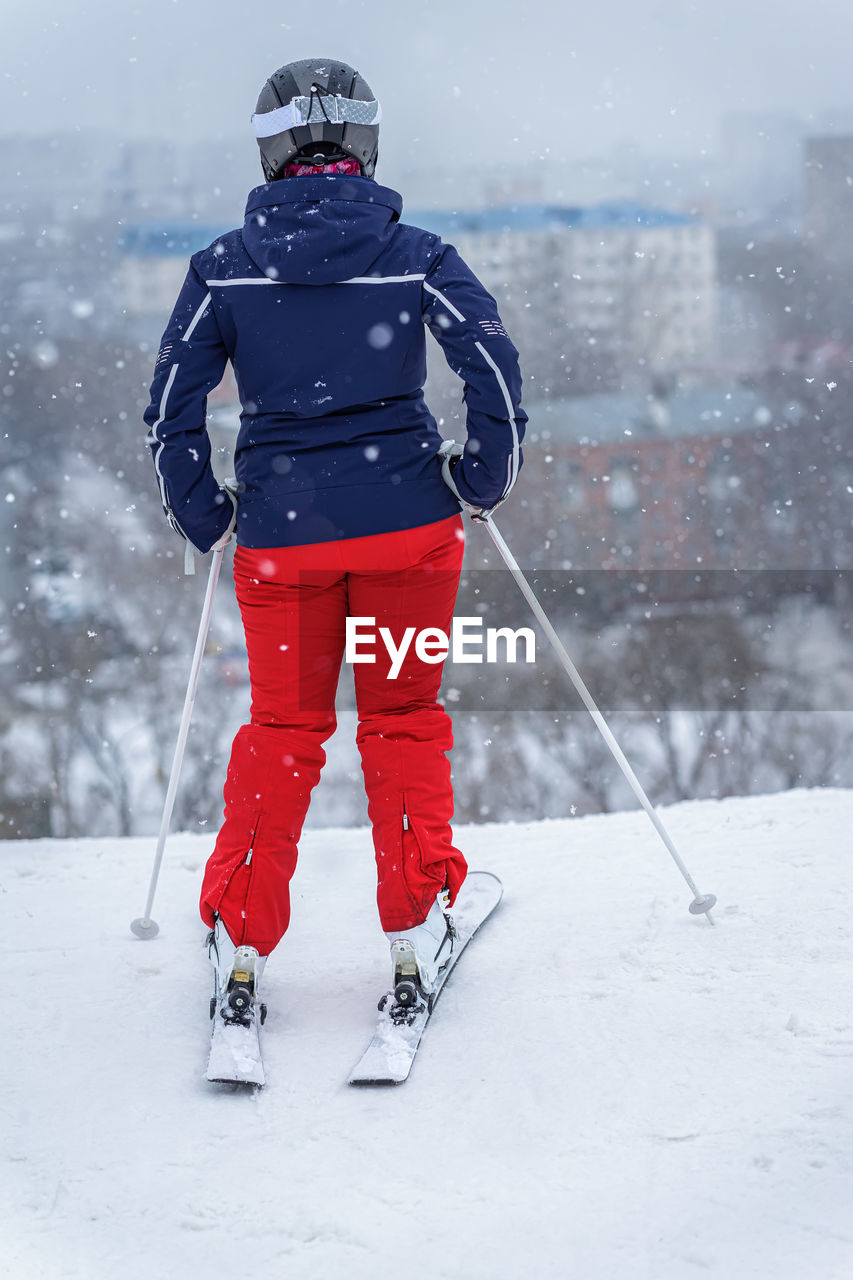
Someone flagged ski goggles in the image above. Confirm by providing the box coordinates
[252,94,382,139]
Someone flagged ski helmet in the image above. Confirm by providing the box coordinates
[252,58,381,182]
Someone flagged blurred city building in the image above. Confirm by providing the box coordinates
[804,134,853,263]
[716,112,804,227]
[515,382,849,574]
[410,200,718,379]
[116,221,224,319]
[0,133,253,227]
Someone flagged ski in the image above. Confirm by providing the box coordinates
[206,1007,266,1086]
[348,870,503,1086]
[205,933,267,1087]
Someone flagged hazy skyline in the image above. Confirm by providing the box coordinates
[3,0,853,177]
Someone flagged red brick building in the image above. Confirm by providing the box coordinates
[508,385,850,574]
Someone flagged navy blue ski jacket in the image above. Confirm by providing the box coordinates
[144,174,526,551]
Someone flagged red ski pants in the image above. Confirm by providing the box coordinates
[199,514,468,954]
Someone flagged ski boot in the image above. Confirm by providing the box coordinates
[206,916,267,1029]
[382,889,456,1021]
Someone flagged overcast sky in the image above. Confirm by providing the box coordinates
[3,0,853,169]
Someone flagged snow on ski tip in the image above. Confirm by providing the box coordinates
[206,1015,266,1087]
[348,870,503,1086]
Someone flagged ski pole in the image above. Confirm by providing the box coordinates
[131,548,225,940]
[476,513,716,924]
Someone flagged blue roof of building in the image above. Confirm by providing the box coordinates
[405,201,699,239]
[119,202,699,259]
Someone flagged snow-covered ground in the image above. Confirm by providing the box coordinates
[3,789,853,1279]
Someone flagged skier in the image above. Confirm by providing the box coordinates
[144,57,526,1068]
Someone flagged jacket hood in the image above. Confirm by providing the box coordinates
[241,174,404,285]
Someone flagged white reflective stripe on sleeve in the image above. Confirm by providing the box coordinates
[474,340,520,497]
[425,279,521,499]
[182,293,212,342]
[423,280,466,322]
[474,340,517,424]
[147,363,188,534]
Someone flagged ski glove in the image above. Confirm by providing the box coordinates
[438,440,503,520]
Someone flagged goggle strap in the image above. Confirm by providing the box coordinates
[253,95,382,139]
